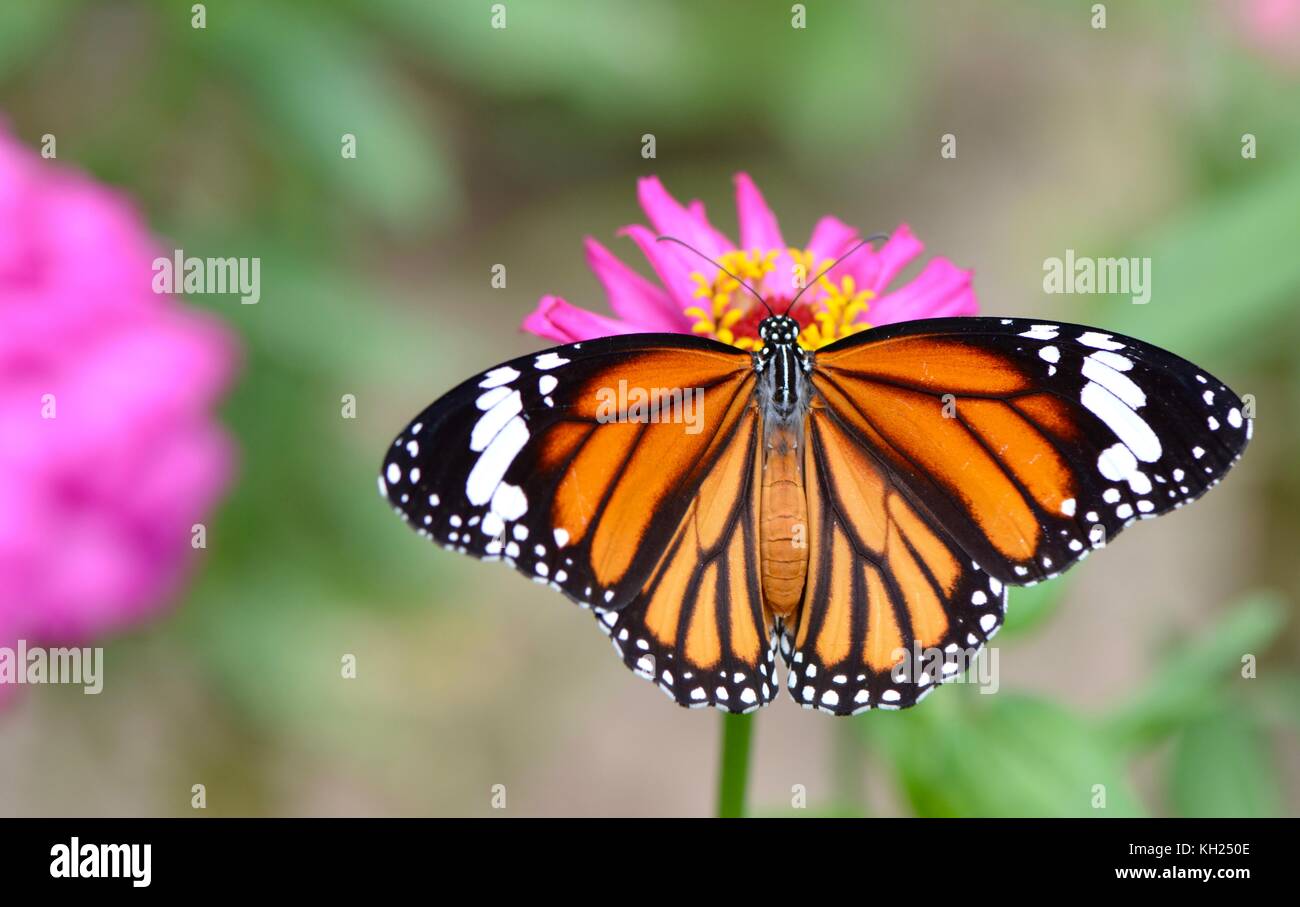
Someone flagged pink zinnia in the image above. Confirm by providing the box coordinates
[522,173,978,348]
[0,127,238,691]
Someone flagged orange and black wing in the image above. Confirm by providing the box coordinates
[380,334,776,711]
[785,399,1008,712]
[788,316,1250,713]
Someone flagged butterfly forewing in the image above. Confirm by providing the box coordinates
[810,317,1251,587]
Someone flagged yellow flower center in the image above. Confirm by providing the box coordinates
[684,248,873,350]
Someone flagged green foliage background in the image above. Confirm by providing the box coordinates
[1,0,1296,817]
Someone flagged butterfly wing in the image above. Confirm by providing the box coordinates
[381,333,777,711]
[600,392,780,711]
[788,407,1008,712]
[788,316,1250,714]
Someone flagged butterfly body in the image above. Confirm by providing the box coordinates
[753,315,813,619]
[382,316,1250,715]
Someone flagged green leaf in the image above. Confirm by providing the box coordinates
[1102,592,1287,750]
[860,688,1143,817]
[0,0,75,83]
[999,573,1069,638]
[1097,156,1300,363]
[1171,707,1280,818]
[200,0,457,229]
[360,0,702,121]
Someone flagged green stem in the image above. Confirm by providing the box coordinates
[832,718,869,816]
[716,711,755,818]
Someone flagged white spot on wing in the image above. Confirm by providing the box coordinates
[475,386,512,410]
[479,366,520,388]
[1097,442,1138,482]
[470,390,523,452]
[534,352,570,370]
[481,512,504,538]
[1088,350,1132,372]
[1082,355,1146,409]
[1081,382,1161,462]
[490,482,528,520]
[1078,331,1125,350]
[466,417,529,504]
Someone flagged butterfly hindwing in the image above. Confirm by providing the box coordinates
[599,398,781,711]
[811,316,1251,586]
[786,402,1008,714]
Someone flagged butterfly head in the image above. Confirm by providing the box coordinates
[758,315,800,349]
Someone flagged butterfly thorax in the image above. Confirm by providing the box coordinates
[756,315,810,418]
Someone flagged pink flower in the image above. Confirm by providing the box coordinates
[1228,0,1300,70]
[522,173,978,349]
[0,127,238,692]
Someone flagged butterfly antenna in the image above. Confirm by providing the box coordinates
[655,235,774,317]
[783,232,891,315]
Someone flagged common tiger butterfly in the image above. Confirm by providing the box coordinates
[380,251,1249,715]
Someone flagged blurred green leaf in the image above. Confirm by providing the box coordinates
[1098,155,1300,363]
[999,574,1069,638]
[1102,592,1287,750]
[1250,675,1300,733]
[1171,707,1280,818]
[200,0,457,229]
[170,235,457,602]
[0,0,75,83]
[860,688,1143,817]
[361,0,912,158]
[362,0,703,120]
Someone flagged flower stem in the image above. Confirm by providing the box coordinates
[716,712,754,818]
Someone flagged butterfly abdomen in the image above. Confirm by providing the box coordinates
[760,419,808,619]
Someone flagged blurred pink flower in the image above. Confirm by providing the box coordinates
[1229,0,1300,70]
[522,173,978,349]
[0,127,238,691]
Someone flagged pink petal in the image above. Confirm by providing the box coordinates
[734,173,797,299]
[620,224,703,311]
[850,223,926,294]
[521,295,650,344]
[734,172,785,252]
[867,257,979,326]
[584,237,686,332]
[801,216,865,303]
[687,200,734,252]
[806,216,860,263]
[636,177,729,258]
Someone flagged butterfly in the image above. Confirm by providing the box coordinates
[380,242,1250,716]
